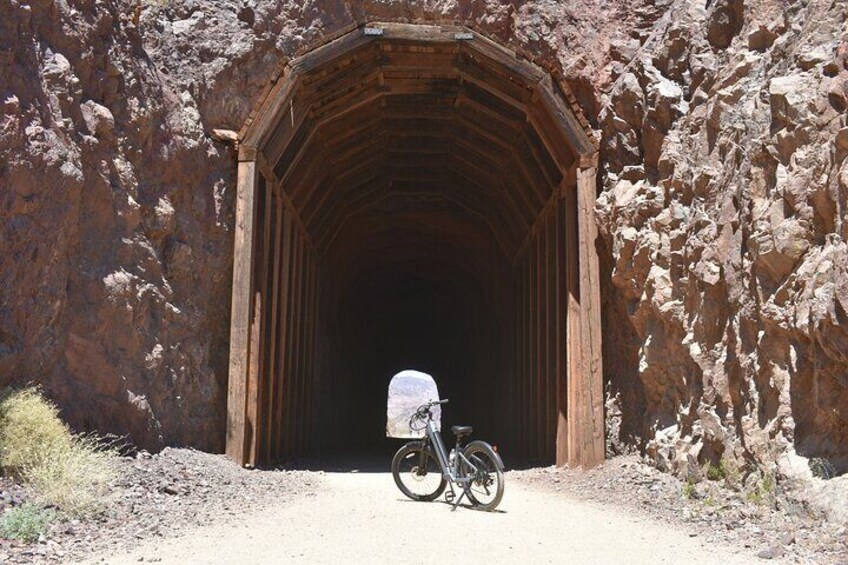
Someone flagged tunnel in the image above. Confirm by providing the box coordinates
[225,23,604,469]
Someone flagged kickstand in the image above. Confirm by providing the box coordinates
[446,483,467,511]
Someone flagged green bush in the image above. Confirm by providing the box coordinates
[0,387,119,517]
[0,503,54,542]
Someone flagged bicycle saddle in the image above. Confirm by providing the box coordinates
[451,425,472,437]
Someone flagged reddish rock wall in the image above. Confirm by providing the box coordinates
[1,0,846,476]
[598,0,848,476]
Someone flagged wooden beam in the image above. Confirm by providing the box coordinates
[263,193,284,462]
[546,208,557,462]
[226,160,259,466]
[564,178,583,468]
[245,177,271,467]
[555,191,568,466]
[273,210,293,460]
[576,165,604,468]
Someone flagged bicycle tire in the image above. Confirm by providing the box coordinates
[391,442,447,502]
[462,441,504,511]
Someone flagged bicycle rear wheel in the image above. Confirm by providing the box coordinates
[391,442,447,502]
[462,442,504,511]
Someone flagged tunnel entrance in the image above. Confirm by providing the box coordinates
[225,23,603,469]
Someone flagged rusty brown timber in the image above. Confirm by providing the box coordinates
[226,23,603,468]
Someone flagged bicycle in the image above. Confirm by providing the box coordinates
[390,399,505,511]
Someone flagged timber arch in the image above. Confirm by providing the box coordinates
[226,23,604,468]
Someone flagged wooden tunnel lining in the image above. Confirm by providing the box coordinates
[227,23,602,468]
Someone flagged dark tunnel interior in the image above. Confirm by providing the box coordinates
[319,212,511,457]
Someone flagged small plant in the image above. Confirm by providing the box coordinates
[682,478,697,499]
[809,457,836,480]
[761,472,774,494]
[0,388,73,475]
[705,460,727,481]
[746,472,775,506]
[746,489,763,505]
[0,387,120,517]
[0,503,54,542]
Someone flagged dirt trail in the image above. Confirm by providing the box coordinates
[80,471,762,565]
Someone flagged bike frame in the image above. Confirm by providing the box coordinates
[424,418,478,485]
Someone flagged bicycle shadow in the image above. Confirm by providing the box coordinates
[395,497,508,514]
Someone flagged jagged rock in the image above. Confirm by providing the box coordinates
[706,0,744,49]
[80,100,115,137]
[599,0,848,478]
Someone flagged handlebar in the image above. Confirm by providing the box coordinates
[408,399,449,431]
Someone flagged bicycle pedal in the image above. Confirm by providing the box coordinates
[445,491,455,503]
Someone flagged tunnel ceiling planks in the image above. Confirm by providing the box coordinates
[239,23,595,260]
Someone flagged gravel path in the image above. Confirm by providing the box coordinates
[79,470,761,565]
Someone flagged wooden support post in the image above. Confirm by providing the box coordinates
[282,230,301,457]
[576,165,604,468]
[244,178,272,467]
[564,180,583,468]
[226,159,259,466]
[554,194,568,467]
[536,226,545,460]
[522,253,530,459]
[274,211,293,458]
[296,249,312,454]
[264,193,284,462]
[545,209,556,462]
[289,236,305,455]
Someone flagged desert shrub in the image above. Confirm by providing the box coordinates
[0,387,119,517]
[0,503,54,542]
[705,460,727,481]
[0,388,73,475]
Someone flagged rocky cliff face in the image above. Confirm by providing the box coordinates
[1,0,845,475]
[598,0,848,476]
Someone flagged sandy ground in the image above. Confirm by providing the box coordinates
[77,471,766,565]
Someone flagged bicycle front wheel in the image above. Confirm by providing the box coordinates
[462,442,504,511]
[391,442,447,502]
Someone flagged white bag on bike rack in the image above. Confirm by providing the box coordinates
[386,370,441,438]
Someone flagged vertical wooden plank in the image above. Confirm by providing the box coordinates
[289,234,305,456]
[282,229,301,457]
[226,160,259,465]
[555,193,569,466]
[509,268,517,453]
[529,238,538,461]
[273,210,293,459]
[312,261,320,450]
[304,259,316,452]
[565,182,583,468]
[536,223,545,460]
[522,252,531,459]
[296,248,312,454]
[577,165,604,468]
[245,177,270,467]
[264,193,284,462]
[547,206,557,462]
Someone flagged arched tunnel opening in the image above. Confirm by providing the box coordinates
[225,23,604,469]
